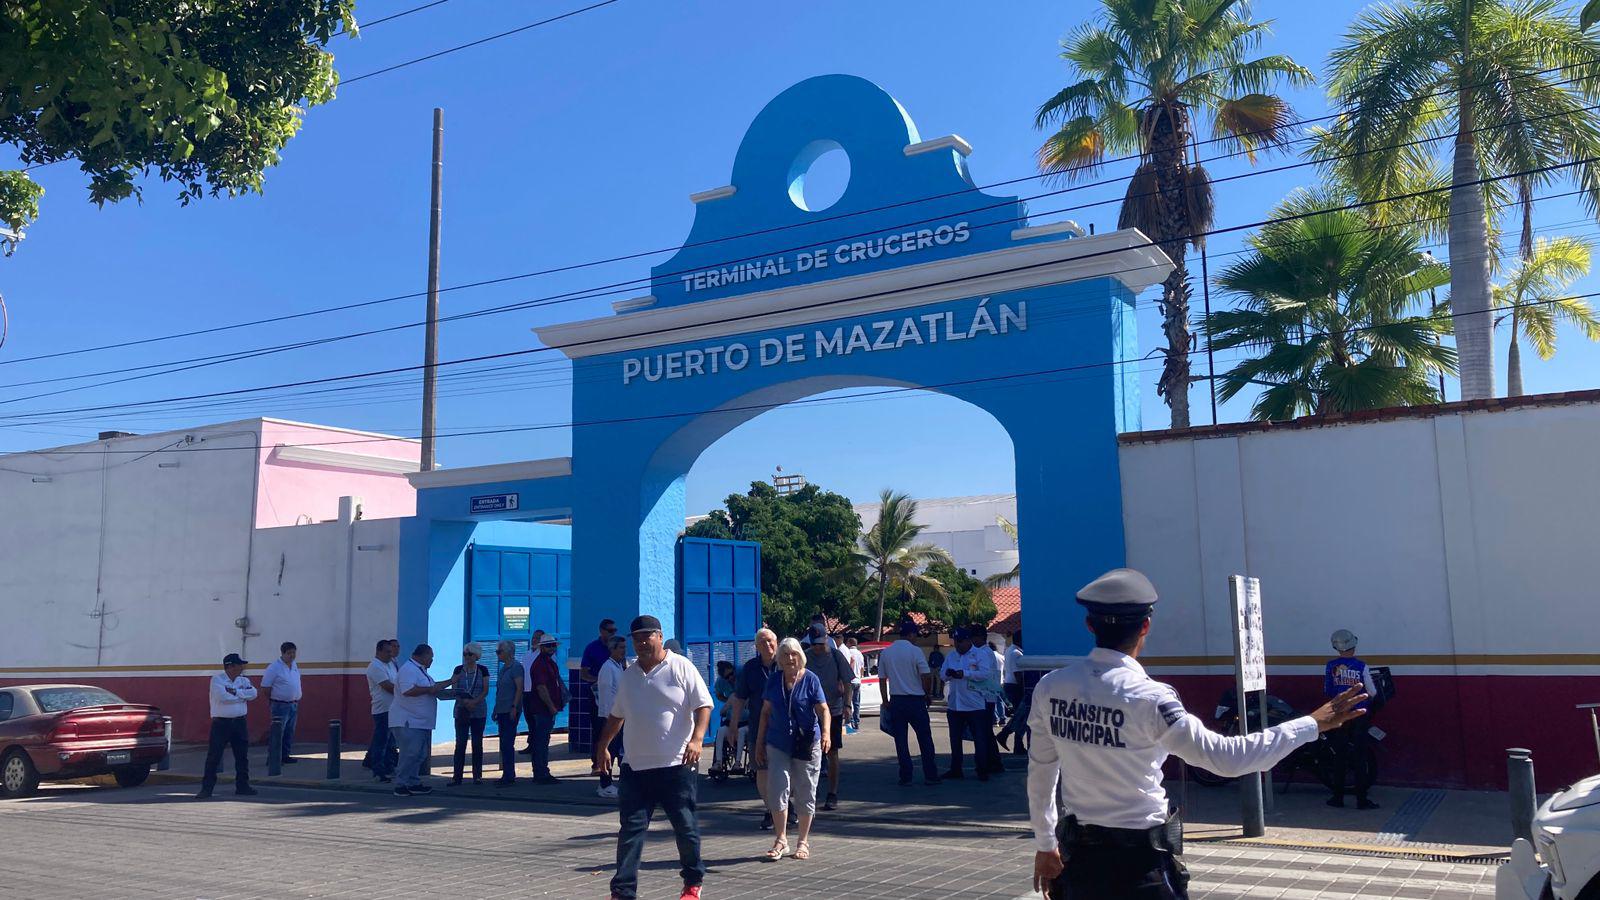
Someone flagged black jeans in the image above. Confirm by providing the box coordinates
[611,763,703,899]
[452,715,485,781]
[494,711,519,781]
[887,695,940,782]
[200,716,250,793]
[946,708,999,776]
[1329,717,1375,800]
[1052,843,1189,899]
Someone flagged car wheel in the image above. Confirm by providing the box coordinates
[113,764,151,788]
[1576,871,1600,900]
[1,749,39,798]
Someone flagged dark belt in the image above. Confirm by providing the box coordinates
[1058,813,1184,855]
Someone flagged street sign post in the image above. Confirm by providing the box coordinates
[1230,574,1267,836]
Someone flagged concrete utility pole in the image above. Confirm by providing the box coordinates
[421,107,444,471]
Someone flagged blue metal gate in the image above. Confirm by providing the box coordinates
[467,544,571,735]
[678,537,761,743]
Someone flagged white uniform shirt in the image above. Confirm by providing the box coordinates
[209,673,257,718]
[366,657,398,714]
[391,658,439,730]
[259,658,303,702]
[610,650,712,772]
[941,645,996,712]
[597,657,625,720]
[877,639,929,698]
[1004,644,1025,686]
[992,646,1006,686]
[1026,648,1319,848]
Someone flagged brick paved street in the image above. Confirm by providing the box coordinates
[2,782,1498,899]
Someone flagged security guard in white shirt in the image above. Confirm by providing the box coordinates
[1026,569,1370,898]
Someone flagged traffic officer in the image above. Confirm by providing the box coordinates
[1026,568,1370,898]
[1324,629,1380,810]
[197,652,259,799]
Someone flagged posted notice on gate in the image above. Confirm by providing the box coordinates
[1229,575,1266,692]
[470,493,520,515]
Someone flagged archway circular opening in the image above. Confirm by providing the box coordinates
[787,140,850,212]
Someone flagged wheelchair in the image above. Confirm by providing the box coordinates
[706,720,756,784]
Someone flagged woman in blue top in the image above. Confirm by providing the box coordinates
[754,637,830,862]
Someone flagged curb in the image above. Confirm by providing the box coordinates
[1195,834,1508,864]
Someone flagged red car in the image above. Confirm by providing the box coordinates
[0,684,167,798]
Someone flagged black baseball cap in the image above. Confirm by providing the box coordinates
[898,620,919,636]
[223,652,248,667]
[629,615,662,634]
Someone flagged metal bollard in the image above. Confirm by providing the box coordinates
[326,720,341,780]
[1508,747,1536,843]
[268,716,284,776]
[158,716,173,771]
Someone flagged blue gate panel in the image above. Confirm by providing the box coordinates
[678,537,761,743]
[467,544,571,738]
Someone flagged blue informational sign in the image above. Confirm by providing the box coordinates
[469,493,520,514]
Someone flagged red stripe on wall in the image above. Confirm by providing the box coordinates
[1161,673,1600,792]
[0,675,378,746]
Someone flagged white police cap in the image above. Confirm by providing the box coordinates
[1075,567,1159,620]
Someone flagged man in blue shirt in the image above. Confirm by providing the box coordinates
[1324,629,1380,810]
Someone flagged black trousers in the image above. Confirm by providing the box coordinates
[945,708,999,775]
[453,715,486,780]
[1052,843,1189,899]
[1329,717,1375,800]
[200,716,250,793]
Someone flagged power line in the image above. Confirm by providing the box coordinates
[9,58,1598,368]
[1,152,1590,429]
[3,287,1587,459]
[339,0,623,85]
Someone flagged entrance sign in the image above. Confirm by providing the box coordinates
[470,493,519,514]
[1231,575,1266,692]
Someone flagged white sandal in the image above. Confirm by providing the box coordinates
[765,837,788,860]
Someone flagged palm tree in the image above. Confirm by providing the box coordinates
[848,490,953,640]
[984,516,1020,589]
[1325,0,1600,401]
[1035,0,1313,429]
[1205,190,1457,418]
[1494,235,1600,394]
[1583,0,1600,30]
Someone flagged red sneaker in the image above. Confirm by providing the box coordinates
[679,885,702,900]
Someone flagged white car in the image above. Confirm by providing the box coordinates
[1498,774,1600,900]
[856,642,886,718]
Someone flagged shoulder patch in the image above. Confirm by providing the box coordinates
[1157,698,1186,727]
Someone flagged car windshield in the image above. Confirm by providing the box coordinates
[32,687,124,713]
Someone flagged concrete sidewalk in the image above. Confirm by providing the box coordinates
[152,717,1517,858]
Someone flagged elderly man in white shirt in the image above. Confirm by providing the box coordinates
[258,641,303,764]
[390,643,457,797]
[595,615,712,900]
[197,653,258,799]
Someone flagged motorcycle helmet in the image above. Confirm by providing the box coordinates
[1330,629,1358,652]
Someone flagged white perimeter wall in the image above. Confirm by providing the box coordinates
[1119,399,1600,673]
[245,518,401,667]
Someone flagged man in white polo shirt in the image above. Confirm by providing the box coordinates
[877,619,941,786]
[390,643,456,797]
[595,615,712,900]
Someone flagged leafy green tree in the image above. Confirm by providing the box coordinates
[684,481,862,639]
[0,1,356,246]
[1494,235,1600,395]
[920,561,998,632]
[1205,189,1456,418]
[1034,0,1313,428]
[1324,0,1600,401]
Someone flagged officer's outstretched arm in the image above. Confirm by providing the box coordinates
[1154,693,1319,779]
[1026,687,1062,852]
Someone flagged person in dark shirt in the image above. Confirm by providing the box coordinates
[1324,629,1379,810]
[729,628,780,829]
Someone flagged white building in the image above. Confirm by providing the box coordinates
[853,493,1018,584]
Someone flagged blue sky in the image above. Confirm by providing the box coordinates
[4,0,1599,512]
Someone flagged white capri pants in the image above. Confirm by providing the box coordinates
[764,742,822,817]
